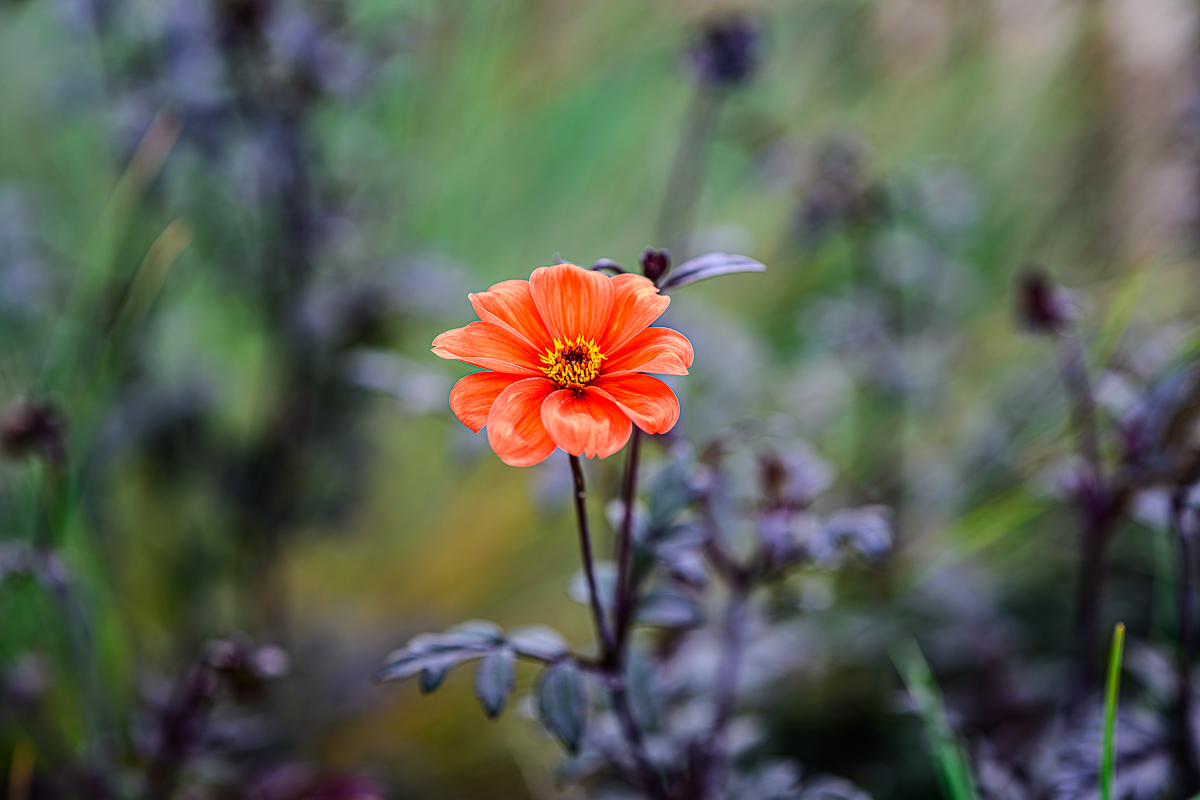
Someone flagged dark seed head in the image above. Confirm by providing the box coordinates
[692,15,761,88]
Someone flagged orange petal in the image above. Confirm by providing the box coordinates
[529,264,614,343]
[592,375,680,435]
[449,372,524,432]
[540,388,632,459]
[432,322,542,375]
[469,280,552,349]
[603,327,694,376]
[599,273,671,353]
[486,378,559,466]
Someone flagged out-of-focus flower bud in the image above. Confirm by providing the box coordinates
[692,15,761,88]
[845,183,890,232]
[758,446,836,511]
[798,136,890,244]
[1017,268,1073,334]
[0,398,66,465]
[205,633,291,701]
[639,247,671,284]
[216,0,273,51]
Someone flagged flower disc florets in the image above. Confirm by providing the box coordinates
[541,337,604,389]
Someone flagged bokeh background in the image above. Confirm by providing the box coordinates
[3,0,1199,798]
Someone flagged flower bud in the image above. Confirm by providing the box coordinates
[639,247,671,284]
[216,0,272,51]
[0,398,66,465]
[1017,268,1072,334]
[205,633,290,701]
[692,15,760,88]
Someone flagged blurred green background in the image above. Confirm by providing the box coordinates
[2,0,1198,797]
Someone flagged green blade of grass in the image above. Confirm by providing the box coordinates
[893,640,979,800]
[1101,622,1126,800]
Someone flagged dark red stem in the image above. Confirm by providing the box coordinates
[569,455,614,657]
[613,429,643,664]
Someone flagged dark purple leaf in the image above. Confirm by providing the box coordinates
[507,625,569,662]
[474,648,515,719]
[636,589,704,628]
[374,620,503,682]
[659,252,765,289]
[418,666,448,694]
[537,661,587,753]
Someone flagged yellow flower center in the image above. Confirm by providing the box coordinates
[541,336,605,389]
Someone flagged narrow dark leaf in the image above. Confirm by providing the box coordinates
[659,252,765,289]
[537,662,587,753]
[636,589,704,628]
[418,666,448,694]
[474,647,515,719]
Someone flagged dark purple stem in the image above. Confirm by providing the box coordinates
[1055,333,1102,475]
[1069,512,1110,705]
[613,429,643,663]
[569,454,666,799]
[704,579,748,799]
[696,488,751,799]
[1054,331,1111,706]
[609,677,670,800]
[1171,487,1200,794]
[142,665,216,800]
[569,455,614,657]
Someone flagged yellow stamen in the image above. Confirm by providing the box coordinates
[541,336,605,389]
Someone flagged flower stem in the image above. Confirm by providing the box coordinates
[610,677,669,800]
[613,428,642,663]
[569,455,614,658]
[1054,331,1112,707]
[1055,333,1102,474]
[655,85,723,264]
[704,579,748,799]
[1171,486,1200,794]
[569,454,666,799]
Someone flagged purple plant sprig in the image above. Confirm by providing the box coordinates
[1018,268,1200,728]
[1169,471,1200,795]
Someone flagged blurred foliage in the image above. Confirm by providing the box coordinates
[2,0,1200,798]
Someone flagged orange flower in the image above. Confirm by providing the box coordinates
[433,263,694,466]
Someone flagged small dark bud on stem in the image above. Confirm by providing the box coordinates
[205,633,290,701]
[639,247,671,284]
[759,452,789,510]
[1017,267,1073,334]
[692,15,761,88]
[0,398,67,465]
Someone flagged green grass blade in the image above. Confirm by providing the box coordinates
[893,640,979,800]
[1101,622,1126,800]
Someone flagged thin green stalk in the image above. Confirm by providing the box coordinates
[1101,622,1126,800]
[893,640,978,800]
